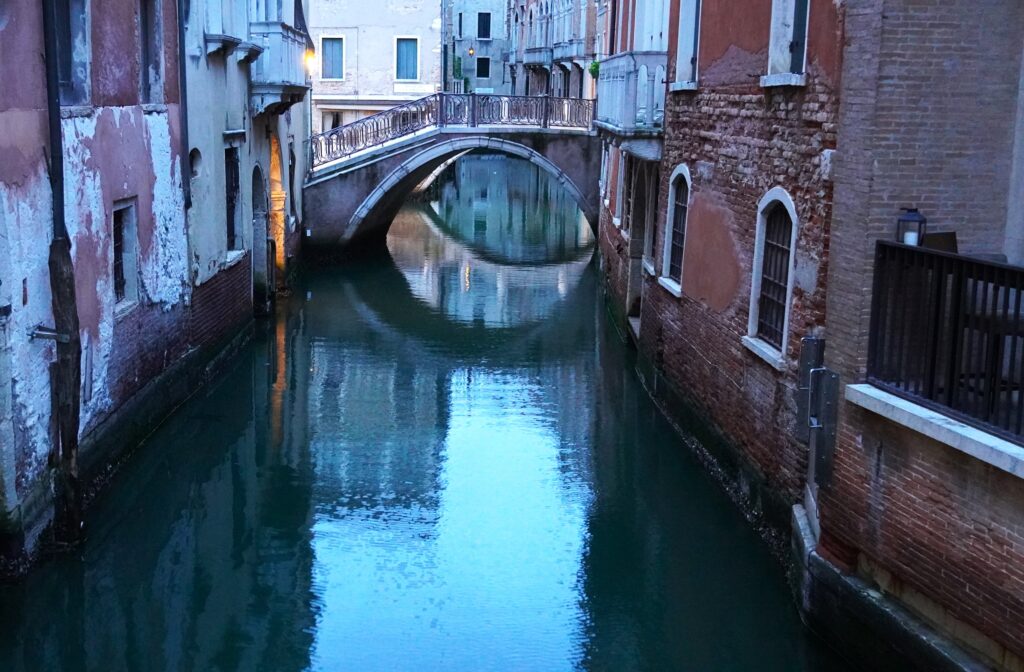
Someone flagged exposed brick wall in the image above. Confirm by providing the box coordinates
[190,254,254,352]
[603,70,840,501]
[822,0,1024,661]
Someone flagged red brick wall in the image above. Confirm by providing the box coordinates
[599,0,843,501]
[190,254,254,352]
[822,0,1024,660]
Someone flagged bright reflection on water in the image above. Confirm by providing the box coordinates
[0,153,845,671]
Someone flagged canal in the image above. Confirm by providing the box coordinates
[0,153,846,671]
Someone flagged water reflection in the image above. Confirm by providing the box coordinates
[0,154,844,672]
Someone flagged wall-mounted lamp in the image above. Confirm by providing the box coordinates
[468,46,475,56]
[896,208,927,246]
[305,50,317,74]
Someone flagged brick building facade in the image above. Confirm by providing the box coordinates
[597,0,1024,668]
[816,1,1024,668]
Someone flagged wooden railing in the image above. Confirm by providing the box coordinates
[309,93,595,168]
[868,241,1024,444]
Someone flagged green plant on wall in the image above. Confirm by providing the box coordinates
[454,56,463,79]
[588,61,600,79]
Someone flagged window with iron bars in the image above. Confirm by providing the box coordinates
[756,203,793,349]
[667,175,688,283]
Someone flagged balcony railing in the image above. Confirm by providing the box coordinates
[595,51,667,135]
[867,241,1024,444]
[554,39,585,61]
[524,46,553,66]
[250,21,309,114]
[310,93,594,168]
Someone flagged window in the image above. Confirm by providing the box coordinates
[766,0,809,77]
[478,12,491,39]
[477,57,490,79]
[225,148,240,250]
[396,37,419,80]
[641,165,660,263]
[746,188,799,364]
[139,0,162,102]
[112,201,138,305]
[321,37,344,79]
[662,166,690,286]
[673,0,701,84]
[756,205,793,348]
[458,13,463,38]
[55,0,89,104]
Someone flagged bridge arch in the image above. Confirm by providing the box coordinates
[343,136,597,246]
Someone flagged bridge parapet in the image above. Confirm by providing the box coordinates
[310,93,595,169]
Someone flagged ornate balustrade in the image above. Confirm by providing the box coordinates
[310,94,594,168]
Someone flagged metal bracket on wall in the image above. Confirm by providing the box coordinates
[29,325,70,343]
[796,336,825,444]
[808,366,840,489]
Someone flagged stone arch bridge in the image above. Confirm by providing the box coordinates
[303,93,601,250]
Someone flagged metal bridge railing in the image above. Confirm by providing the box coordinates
[310,93,595,168]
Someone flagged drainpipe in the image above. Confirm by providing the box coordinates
[41,0,84,543]
[177,0,191,209]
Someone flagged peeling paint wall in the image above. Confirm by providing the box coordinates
[0,0,195,553]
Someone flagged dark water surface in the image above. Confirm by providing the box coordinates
[0,154,846,671]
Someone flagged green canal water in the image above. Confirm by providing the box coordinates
[0,154,847,671]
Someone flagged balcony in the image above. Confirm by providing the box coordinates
[553,39,585,62]
[249,21,309,115]
[595,51,667,136]
[524,46,553,67]
[866,241,1024,445]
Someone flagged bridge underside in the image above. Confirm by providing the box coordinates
[303,128,602,251]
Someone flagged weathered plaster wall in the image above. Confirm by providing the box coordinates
[62,107,189,436]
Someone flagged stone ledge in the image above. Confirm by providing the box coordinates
[741,334,785,371]
[845,384,1024,479]
[760,72,807,88]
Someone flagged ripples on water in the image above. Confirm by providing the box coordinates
[0,153,845,671]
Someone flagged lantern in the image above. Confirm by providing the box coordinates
[897,208,927,246]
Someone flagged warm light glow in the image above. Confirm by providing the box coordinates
[468,46,475,56]
[305,50,317,73]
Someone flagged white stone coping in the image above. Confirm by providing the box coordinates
[657,276,682,298]
[741,334,786,371]
[845,384,1024,479]
[669,80,699,92]
[759,72,807,88]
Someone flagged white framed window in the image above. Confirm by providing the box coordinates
[671,0,701,90]
[477,12,491,39]
[660,164,691,296]
[111,199,139,308]
[395,36,420,81]
[56,0,91,104]
[599,143,610,203]
[320,35,345,80]
[743,187,800,369]
[762,0,810,87]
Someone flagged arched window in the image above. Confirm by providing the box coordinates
[746,187,800,364]
[661,164,690,289]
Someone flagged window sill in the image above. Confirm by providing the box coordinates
[657,277,682,297]
[760,73,807,88]
[619,227,630,242]
[603,198,610,208]
[845,384,1024,479]
[141,104,168,115]
[741,335,786,371]
[669,80,698,92]
[642,258,655,276]
[114,300,139,321]
[612,216,621,229]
